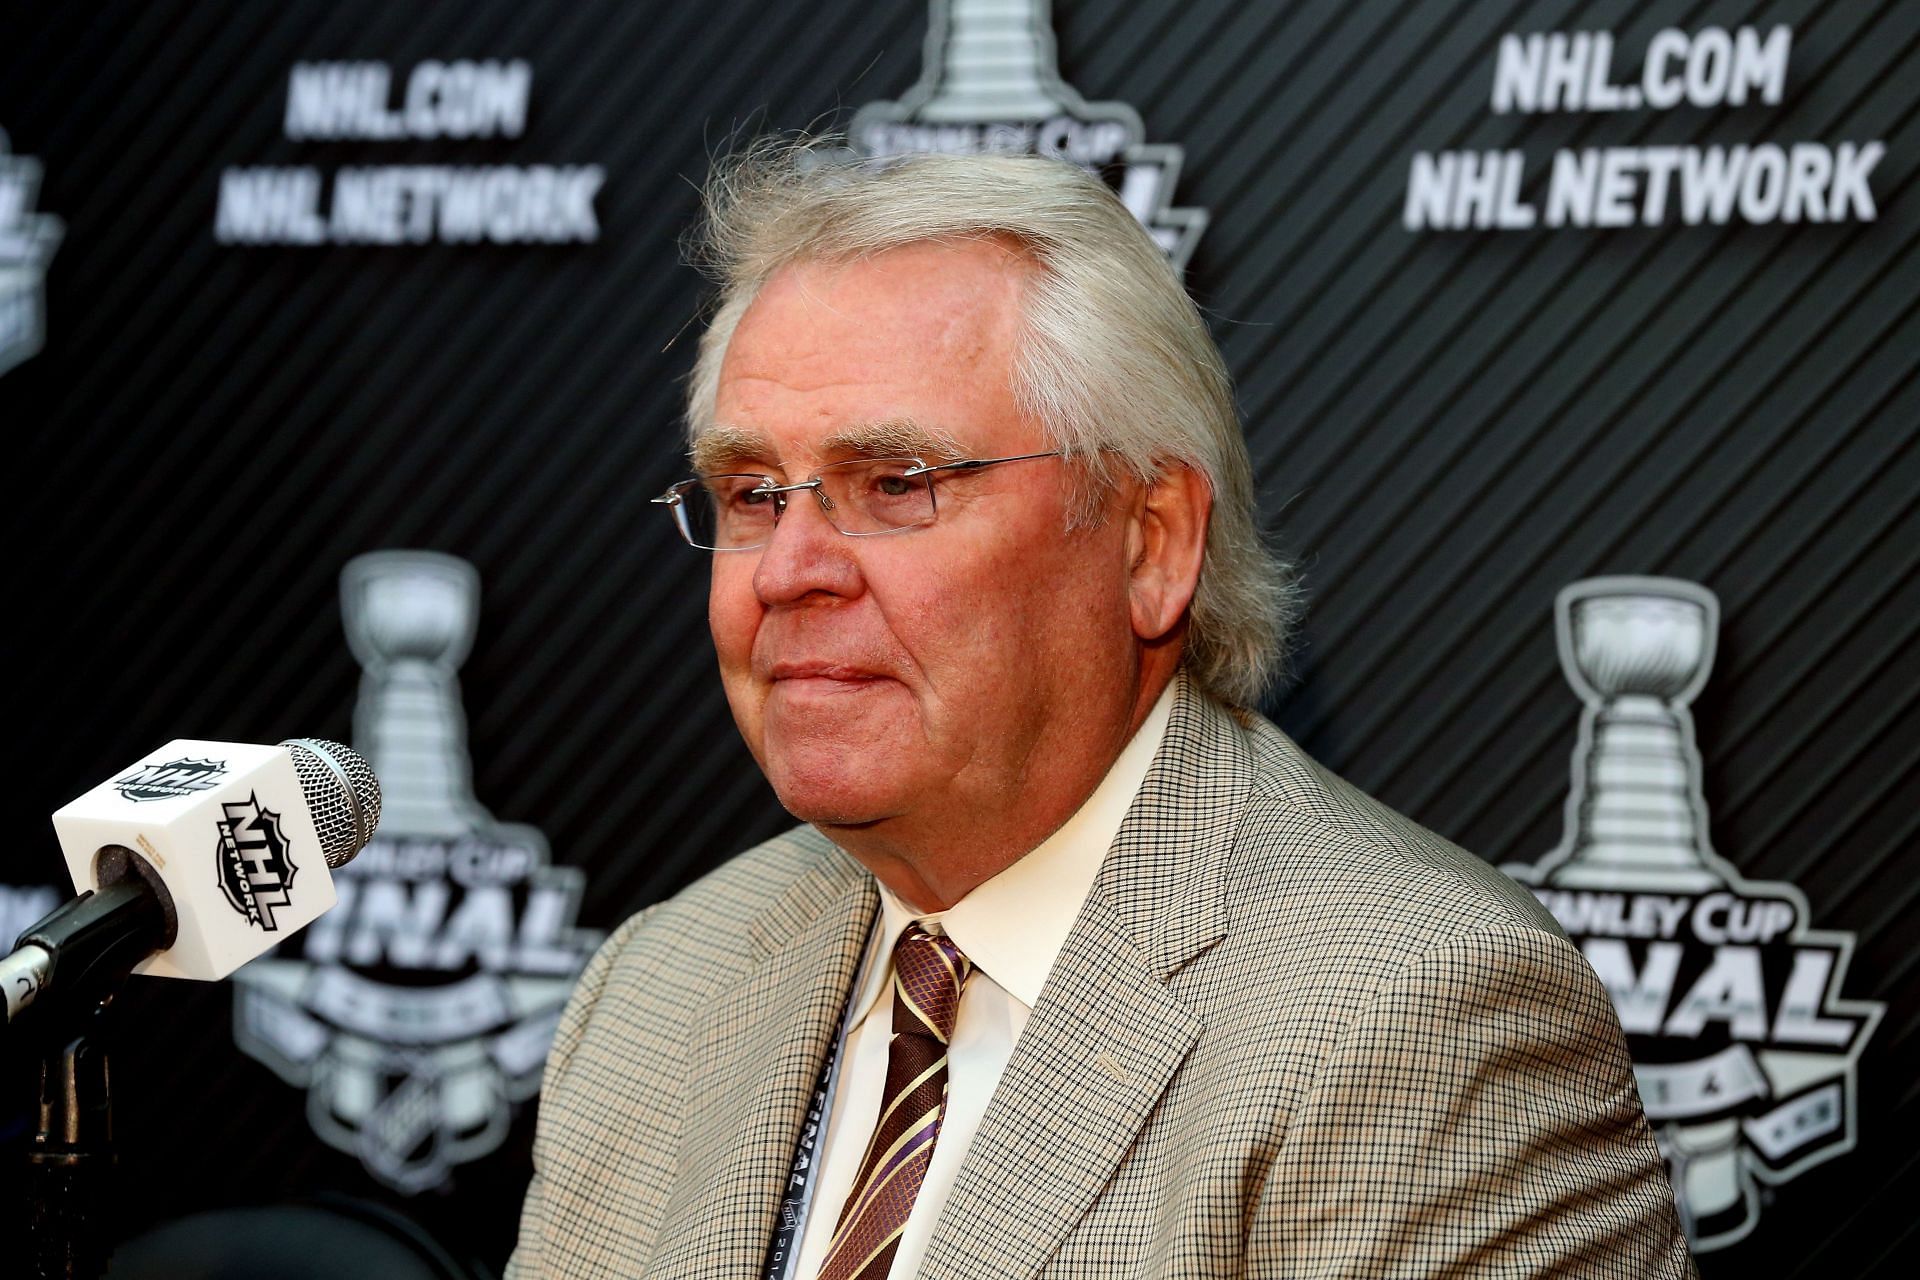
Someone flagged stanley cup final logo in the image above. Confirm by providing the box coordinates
[1505,577,1882,1251]
[850,0,1207,268]
[233,551,601,1194]
[0,127,64,377]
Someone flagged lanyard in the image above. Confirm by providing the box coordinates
[761,930,877,1280]
[760,1020,847,1280]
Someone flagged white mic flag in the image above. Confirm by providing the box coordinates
[47,738,379,982]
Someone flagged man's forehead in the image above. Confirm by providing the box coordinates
[699,240,1034,473]
[740,241,1029,351]
[690,418,965,471]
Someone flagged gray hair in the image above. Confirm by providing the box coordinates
[685,139,1298,707]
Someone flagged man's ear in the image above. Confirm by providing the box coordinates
[1126,462,1211,643]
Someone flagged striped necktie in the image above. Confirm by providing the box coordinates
[817,924,973,1280]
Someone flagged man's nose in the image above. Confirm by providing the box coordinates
[751,485,862,605]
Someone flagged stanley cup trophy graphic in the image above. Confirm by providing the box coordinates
[893,0,1082,121]
[345,553,491,838]
[0,127,65,377]
[1507,576,1881,1251]
[848,0,1207,267]
[1530,578,1726,892]
[233,551,600,1194]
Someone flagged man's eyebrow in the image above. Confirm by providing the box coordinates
[690,425,777,475]
[816,418,965,462]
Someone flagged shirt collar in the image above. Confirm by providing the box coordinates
[846,682,1177,1029]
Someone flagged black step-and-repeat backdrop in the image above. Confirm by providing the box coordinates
[3,1,1915,1274]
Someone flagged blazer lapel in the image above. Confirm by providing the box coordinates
[918,896,1200,1280]
[918,680,1248,1280]
[648,843,878,1280]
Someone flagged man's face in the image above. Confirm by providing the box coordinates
[704,239,1140,840]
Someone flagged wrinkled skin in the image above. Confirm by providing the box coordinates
[705,239,1209,910]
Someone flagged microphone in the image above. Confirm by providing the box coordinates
[2,738,382,1033]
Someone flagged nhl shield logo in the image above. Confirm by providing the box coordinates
[116,757,228,803]
[1504,577,1883,1251]
[0,127,63,377]
[850,0,1207,268]
[232,551,602,1194]
[217,793,298,932]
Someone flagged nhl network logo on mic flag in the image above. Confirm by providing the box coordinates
[849,0,1206,268]
[217,795,297,931]
[0,127,64,377]
[1504,577,1882,1252]
[232,551,601,1194]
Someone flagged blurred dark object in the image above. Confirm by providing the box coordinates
[111,1194,488,1280]
[29,1019,116,1280]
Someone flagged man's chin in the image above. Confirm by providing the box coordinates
[764,759,907,830]
[771,790,898,830]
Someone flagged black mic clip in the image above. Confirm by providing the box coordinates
[8,846,174,1051]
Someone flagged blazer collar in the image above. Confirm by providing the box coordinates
[918,674,1249,1280]
[746,834,875,963]
[649,837,878,1280]
[1094,670,1247,978]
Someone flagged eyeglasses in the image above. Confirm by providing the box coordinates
[652,452,1064,551]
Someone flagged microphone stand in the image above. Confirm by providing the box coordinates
[12,879,169,1280]
[29,1002,116,1280]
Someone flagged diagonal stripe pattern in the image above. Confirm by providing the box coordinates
[817,924,972,1280]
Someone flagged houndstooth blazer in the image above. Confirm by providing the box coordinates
[509,679,1696,1278]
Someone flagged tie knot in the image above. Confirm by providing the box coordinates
[891,924,971,1045]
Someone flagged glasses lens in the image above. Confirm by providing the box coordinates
[815,458,935,534]
[673,475,777,549]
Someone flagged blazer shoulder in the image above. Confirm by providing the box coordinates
[1229,709,1565,951]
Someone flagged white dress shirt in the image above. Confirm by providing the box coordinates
[792,684,1175,1280]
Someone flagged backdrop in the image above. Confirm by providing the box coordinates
[2,0,1914,1275]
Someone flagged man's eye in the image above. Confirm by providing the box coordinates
[874,474,915,497]
[710,482,771,508]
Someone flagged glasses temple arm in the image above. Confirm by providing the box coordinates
[902,450,1063,478]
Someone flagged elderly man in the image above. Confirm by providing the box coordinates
[508,146,1693,1279]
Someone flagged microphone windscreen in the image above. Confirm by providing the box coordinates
[281,738,382,868]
